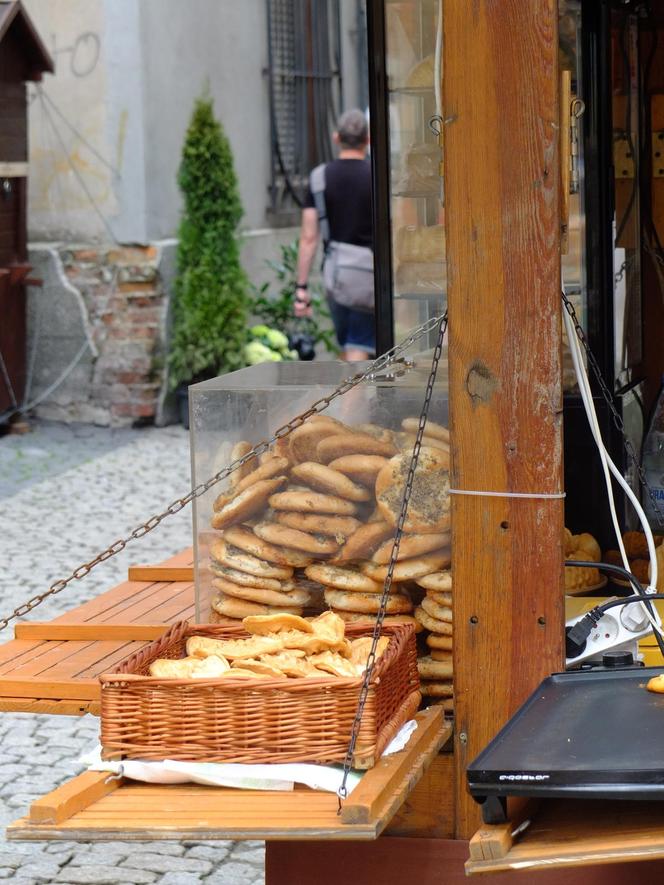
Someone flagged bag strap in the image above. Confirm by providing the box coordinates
[310,163,330,249]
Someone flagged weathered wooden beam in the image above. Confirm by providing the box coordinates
[444,0,564,838]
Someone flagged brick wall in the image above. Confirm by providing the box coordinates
[53,244,168,425]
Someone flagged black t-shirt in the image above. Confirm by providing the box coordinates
[305,158,373,249]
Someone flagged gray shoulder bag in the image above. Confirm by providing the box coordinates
[310,164,375,314]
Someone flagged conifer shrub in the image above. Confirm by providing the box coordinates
[168,95,249,389]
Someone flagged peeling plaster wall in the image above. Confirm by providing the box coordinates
[26,242,176,426]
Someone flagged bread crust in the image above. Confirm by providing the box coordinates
[372,532,450,564]
[269,489,358,516]
[421,594,453,623]
[334,522,394,563]
[420,681,453,697]
[210,538,294,579]
[426,633,453,650]
[291,462,372,502]
[209,561,287,590]
[415,606,453,634]
[324,588,413,614]
[221,525,313,567]
[211,476,287,530]
[316,432,397,463]
[211,576,311,607]
[417,654,453,679]
[401,417,450,443]
[430,649,453,662]
[328,454,389,488]
[229,440,257,487]
[254,521,340,555]
[289,420,339,462]
[305,563,383,594]
[275,511,360,539]
[375,447,451,533]
[416,571,453,592]
[425,589,452,606]
[335,611,423,632]
[361,548,451,582]
[212,591,302,619]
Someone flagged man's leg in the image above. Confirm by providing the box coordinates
[343,308,375,362]
[344,346,371,361]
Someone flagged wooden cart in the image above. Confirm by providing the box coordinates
[5,1,664,881]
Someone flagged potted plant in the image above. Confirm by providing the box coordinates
[168,93,249,426]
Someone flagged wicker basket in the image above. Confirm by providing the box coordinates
[99,621,421,769]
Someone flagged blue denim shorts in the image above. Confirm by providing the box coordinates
[327,297,376,355]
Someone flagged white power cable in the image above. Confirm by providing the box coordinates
[563,294,662,637]
[434,0,443,120]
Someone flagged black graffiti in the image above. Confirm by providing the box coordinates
[51,31,101,78]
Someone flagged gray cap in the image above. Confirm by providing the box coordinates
[336,108,369,148]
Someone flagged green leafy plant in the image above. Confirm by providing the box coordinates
[168,94,249,389]
[250,242,339,356]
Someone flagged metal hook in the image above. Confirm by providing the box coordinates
[367,357,415,383]
[571,98,585,119]
[104,764,124,783]
[511,819,532,839]
[429,114,444,137]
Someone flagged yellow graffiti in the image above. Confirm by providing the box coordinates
[116,109,128,172]
[30,144,112,212]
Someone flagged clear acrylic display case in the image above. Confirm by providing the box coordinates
[190,356,449,623]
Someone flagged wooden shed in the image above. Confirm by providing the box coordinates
[0,0,52,418]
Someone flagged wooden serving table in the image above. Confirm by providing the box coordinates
[0,549,197,715]
[4,550,664,881]
[0,548,453,843]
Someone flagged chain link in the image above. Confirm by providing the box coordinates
[0,314,445,633]
[337,311,448,809]
[561,291,664,528]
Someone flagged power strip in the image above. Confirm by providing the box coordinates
[565,607,652,667]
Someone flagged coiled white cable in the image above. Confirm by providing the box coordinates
[562,295,661,636]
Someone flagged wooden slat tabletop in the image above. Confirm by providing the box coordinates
[0,549,195,714]
[7,710,451,843]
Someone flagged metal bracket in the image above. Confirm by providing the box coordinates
[653,130,664,178]
[614,134,635,179]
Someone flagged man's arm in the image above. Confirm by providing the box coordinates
[294,207,319,318]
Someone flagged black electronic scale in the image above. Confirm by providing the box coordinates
[467,662,664,824]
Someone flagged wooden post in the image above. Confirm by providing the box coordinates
[443,0,564,838]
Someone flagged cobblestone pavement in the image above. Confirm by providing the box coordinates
[0,421,265,884]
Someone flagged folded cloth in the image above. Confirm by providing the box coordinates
[80,720,418,794]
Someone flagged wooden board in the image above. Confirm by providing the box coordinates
[14,624,171,641]
[443,0,564,840]
[266,837,664,885]
[465,799,664,875]
[384,751,455,839]
[127,566,194,583]
[7,709,451,842]
[0,549,195,713]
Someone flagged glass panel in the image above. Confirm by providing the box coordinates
[560,0,588,393]
[611,9,642,381]
[384,0,445,348]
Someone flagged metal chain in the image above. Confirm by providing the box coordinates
[337,310,448,810]
[0,313,445,633]
[561,290,664,527]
